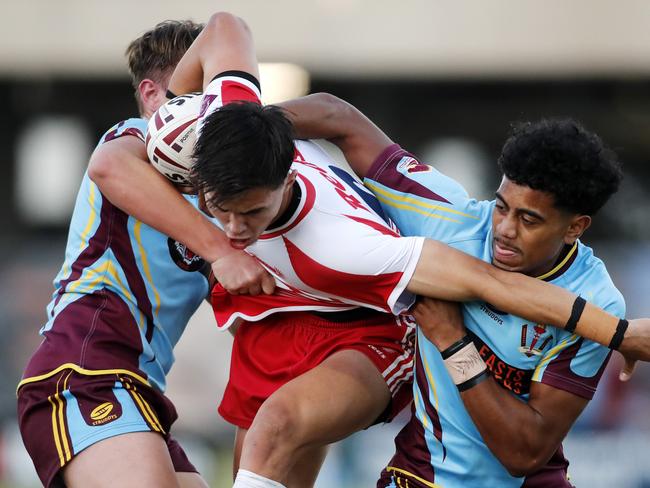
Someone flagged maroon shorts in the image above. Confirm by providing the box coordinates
[17,368,197,488]
[219,310,415,429]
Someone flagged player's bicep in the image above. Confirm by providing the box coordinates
[281,93,393,178]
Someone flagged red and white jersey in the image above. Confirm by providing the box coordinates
[199,72,425,329]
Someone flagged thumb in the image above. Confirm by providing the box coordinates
[261,272,276,295]
[619,356,637,382]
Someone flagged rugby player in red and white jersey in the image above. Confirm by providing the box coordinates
[158,11,650,488]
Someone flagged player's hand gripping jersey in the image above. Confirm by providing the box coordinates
[366,146,626,488]
[198,73,425,329]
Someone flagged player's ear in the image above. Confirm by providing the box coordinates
[564,215,591,244]
[139,78,166,118]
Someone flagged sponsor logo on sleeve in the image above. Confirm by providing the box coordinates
[397,156,433,174]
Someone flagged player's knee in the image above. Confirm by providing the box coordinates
[248,397,302,453]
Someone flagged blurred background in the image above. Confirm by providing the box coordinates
[1,1,649,486]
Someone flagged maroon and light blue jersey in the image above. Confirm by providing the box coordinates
[367,145,625,488]
[19,119,211,393]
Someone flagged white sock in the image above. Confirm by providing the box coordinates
[232,469,286,488]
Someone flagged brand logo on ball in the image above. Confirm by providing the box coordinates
[167,238,206,271]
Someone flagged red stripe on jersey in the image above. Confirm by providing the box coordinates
[342,215,400,237]
[120,127,145,142]
[162,118,197,146]
[222,80,260,105]
[283,236,403,311]
[260,174,316,239]
[153,147,186,170]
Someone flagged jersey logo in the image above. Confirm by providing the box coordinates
[90,402,118,426]
[397,156,433,174]
[519,324,552,357]
[167,238,206,272]
[470,331,533,395]
[479,303,505,325]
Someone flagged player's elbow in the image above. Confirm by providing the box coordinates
[88,149,117,186]
[205,12,250,37]
[309,92,355,132]
[501,447,551,478]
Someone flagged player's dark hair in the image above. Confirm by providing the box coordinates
[125,20,203,114]
[192,101,296,206]
[497,118,623,215]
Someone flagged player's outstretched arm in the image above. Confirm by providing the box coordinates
[88,136,275,295]
[168,12,258,95]
[408,239,650,360]
[280,93,392,178]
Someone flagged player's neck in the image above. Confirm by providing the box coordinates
[530,243,574,279]
[266,181,301,231]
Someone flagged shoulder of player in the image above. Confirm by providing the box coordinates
[99,118,147,145]
[554,242,625,315]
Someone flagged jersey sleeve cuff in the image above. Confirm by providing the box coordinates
[211,70,261,92]
[366,144,408,181]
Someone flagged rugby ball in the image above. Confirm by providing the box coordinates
[146,92,202,186]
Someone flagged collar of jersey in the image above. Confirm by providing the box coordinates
[536,241,579,282]
[259,172,315,239]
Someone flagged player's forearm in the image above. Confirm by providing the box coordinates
[408,240,621,348]
[280,93,391,178]
[88,139,231,263]
[459,380,567,477]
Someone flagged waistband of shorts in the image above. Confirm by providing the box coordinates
[309,307,389,323]
[17,363,151,395]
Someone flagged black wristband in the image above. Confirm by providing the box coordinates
[440,335,473,360]
[166,89,178,100]
[608,319,629,350]
[565,296,587,333]
[457,369,490,392]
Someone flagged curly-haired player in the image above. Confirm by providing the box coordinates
[283,94,628,486]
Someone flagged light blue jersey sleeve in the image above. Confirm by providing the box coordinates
[363,144,493,245]
[532,247,626,399]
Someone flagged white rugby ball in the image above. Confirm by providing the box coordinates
[146,92,202,186]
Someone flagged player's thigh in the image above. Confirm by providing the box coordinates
[285,444,329,488]
[256,348,391,444]
[63,431,179,488]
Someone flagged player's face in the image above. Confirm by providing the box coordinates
[490,177,589,277]
[203,173,296,250]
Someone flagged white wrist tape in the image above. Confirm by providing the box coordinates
[443,341,487,387]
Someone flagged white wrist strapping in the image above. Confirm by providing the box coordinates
[441,337,488,391]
